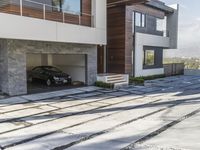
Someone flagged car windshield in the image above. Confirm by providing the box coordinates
[44,67,61,72]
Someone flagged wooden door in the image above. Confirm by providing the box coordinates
[97,46,104,74]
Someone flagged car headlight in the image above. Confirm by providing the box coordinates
[68,76,72,79]
[53,76,59,80]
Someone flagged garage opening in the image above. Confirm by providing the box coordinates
[26,53,87,93]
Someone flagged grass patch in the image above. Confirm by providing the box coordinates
[95,81,114,89]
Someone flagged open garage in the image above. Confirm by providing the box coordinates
[0,39,97,96]
[26,53,87,93]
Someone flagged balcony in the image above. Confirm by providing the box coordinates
[0,0,93,27]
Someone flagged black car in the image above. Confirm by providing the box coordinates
[28,66,72,86]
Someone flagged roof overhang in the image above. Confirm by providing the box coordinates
[145,0,174,13]
[107,0,150,8]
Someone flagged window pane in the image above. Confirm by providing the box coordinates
[141,14,145,27]
[62,0,81,13]
[52,0,81,14]
[145,50,155,66]
[52,0,61,11]
[156,17,166,31]
[135,12,141,27]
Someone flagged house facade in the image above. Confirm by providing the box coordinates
[106,0,179,77]
[0,0,178,96]
[0,0,107,95]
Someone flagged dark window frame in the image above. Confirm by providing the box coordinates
[143,46,163,69]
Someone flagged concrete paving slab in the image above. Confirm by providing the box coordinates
[21,88,85,101]
[106,91,129,97]
[0,122,27,134]
[0,105,55,122]
[0,113,100,147]
[138,113,200,150]
[0,76,200,150]
[0,97,28,107]
[67,119,170,150]
[6,132,78,150]
[0,102,40,114]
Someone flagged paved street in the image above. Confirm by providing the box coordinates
[0,75,200,150]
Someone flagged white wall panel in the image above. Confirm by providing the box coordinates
[134,32,169,77]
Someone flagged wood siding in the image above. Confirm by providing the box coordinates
[107,6,126,73]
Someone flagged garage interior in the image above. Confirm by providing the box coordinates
[26,53,87,93]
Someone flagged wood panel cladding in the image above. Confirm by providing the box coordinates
[0,0,92,27]
[107,5,133,75]
[107,6,126,73]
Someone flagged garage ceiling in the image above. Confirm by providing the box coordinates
[107,0,150,7]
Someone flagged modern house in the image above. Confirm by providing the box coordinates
[0,0,107,96]
[105,0,179,77]
[0,0,178,96]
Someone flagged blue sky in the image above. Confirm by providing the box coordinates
[162,0,200,57]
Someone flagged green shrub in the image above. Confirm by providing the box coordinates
[129,77,145,85]
[129,74,165,85]
[142,74,165,80]
[95,81,114,89]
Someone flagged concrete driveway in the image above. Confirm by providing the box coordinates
[0,75,200,150]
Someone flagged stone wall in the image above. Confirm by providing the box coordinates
[0,40,8,92]
[0,39,97,96]
[164,63,184,76]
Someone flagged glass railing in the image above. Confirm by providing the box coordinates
[0,0,94,27]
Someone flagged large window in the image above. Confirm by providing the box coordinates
[52,0,81,14]
[135,12,145,27]
[156,17,167,31]
[144,50,155,66]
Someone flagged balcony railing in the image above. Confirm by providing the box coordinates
[0,0,94,27]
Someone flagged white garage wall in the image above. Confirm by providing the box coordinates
[26,53,42,70]
[52,54,86,83]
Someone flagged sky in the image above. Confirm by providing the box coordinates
[162,0,200,58]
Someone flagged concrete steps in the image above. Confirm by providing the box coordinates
[97,74,129,89]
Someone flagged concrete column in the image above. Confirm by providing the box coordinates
[0,40,8,92]
[0,40,27,96]
[87,46,97,85]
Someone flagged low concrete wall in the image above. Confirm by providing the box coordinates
[184,69,200,76]
[164,63,184,76]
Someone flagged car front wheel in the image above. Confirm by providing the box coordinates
[46,79,52,86]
